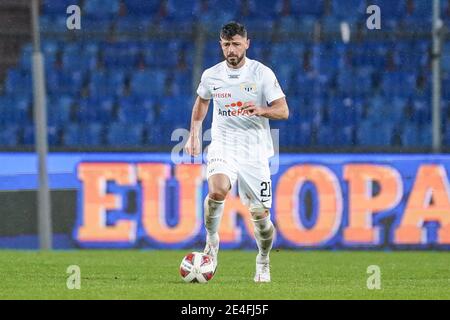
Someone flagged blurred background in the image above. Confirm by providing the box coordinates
[0,0,449,250]
[0,0,449,151]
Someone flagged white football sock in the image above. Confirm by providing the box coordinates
[204,196,224,245]
[252,214,275,259]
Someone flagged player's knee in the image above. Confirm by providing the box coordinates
[250,208,270,220]
[208,191,227,202]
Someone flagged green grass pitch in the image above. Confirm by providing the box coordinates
[0,250,449,299]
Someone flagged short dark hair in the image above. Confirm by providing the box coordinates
[220,21,247,40]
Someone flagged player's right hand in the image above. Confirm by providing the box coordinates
[184,134,201,156]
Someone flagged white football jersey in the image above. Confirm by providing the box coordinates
[197,57,285,160]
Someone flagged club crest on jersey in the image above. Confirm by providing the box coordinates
[240,83,257,93]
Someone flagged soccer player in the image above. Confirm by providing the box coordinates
[184,21,289,282]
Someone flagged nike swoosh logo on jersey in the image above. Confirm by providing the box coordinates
[261,199,270,203]
[213,87,221,91]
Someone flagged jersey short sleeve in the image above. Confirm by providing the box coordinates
[262,67,285,104]
[196,70,212,100]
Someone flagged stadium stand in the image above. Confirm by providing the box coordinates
[0,0,449,149]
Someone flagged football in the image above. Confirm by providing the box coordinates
[179,252,215,283]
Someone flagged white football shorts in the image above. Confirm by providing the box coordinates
[205,143,272,210]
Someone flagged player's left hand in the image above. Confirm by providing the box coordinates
[240,102,265,116]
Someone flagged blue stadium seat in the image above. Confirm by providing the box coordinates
[42,0,79,15]
[409,0,432,18]
[106,123,144,146]
[357,120,376,146]
[166,0,198,20]
[278,17,301,33]
[0,125,19,146]
[270,42,303,70]
[76,97,114,124]
[115,17,152,33]
[321,16,341,35]
[291,0,324,17]
[81,18,114,33]
[22,124,61,146]
[4,68,32,96]
[103,42,140,69]
[172,71,192,95]
[130,69,168,97]
[241,18,275,35]
[123,0,161,16]
[83,0,120,18]
[0,95,30,126]
[89,69,125,97]
[64,123,103,146]
[368,0,405,19]
[331,0,365,20]
[117,97,154,124]
[418,125,432,147]
[413,99,431,125]
[39,15,68,34]
[146,122,181,145]
[158,96,191,128]
[196,0,237,17]
[142,40,187,68]
[237,0,278,19]
[402,123,420,146]
[46,69,84,96]
[47,96,73,125]
[444,127,450,146]
[62,50,98,73]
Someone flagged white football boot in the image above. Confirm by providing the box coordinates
[254,254,271,283]
[203,235,219,273]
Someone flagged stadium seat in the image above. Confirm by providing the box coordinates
[40,15,68,34]
[402,123,420,146]
[123,0,161,16]
[102,42,140,69]
[106,123,144,146]
[76,96,114,124]
[47,96,73,126]
[89,69,126,97]
[64,123,103,146]
[62,50,98,73]
[4,68,32,96]
[0,125,19,146]
[42,0,79,15]
[130,69,168,97]
[166,0,198,20]
[22,124,61,146]
[83,0,120,18]
[331,0,365,20]
[46,69,84,96]
[81,17,114,33]
[158,96,192,128]
[117,97,154,124]
[0,95,30,126]
[291,0,324,17]
[368,0,405,19]
[115,17,152,34]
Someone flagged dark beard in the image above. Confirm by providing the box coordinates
[226,54,244,66]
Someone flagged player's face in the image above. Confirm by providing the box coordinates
[220,35,250,67]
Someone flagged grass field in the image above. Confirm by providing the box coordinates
[0,250,449,300]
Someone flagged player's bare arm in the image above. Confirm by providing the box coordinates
[185,96,210,156]
[240,97,289,120]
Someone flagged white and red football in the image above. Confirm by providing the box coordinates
[179,252,215,283]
